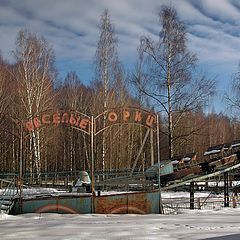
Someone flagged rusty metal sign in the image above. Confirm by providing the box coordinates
[24,110,91,135]
[94,107,156,135]
[23,106,156,135]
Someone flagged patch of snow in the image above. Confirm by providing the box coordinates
[0,187,60,196]
[204,149,221,156]
[100,191,133,196]
[183,157,191,162]
[232,143,240,148]
[161,191,212,198]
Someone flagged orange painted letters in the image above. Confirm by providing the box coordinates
[123,111,130,121]
[108,112,118,122]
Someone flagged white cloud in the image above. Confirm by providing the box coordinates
[200,0,240,24]
[0,0,239,93]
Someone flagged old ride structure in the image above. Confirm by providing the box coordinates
[1,107,240,214]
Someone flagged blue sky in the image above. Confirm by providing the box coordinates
[0,0,240,112]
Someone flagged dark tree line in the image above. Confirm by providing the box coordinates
[0,7,240,176]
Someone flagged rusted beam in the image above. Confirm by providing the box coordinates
[131,129,150,175]
[163,162,240,190]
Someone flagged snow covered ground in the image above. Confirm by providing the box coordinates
[1,189,240,239]
[1,208,240,239]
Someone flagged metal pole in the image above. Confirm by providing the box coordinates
[224,172,229,207]
[19,121,23,213]
[131,129,150,175]
[19,121,23,183]
[190,181,194,210]
[91,116,95,213]
[157,114,163,214]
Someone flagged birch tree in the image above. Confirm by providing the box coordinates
[225,64,240,117]
[13,30,56,176]
[0,55,12,172]
[134,6,215,158]
[94,9,119,173]
[58,72,91,172]
[0,55,9,119]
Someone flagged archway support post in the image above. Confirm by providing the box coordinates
[91,115,95,213]
[156,113,163,214]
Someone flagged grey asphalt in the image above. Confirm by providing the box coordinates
[202,234,240,240]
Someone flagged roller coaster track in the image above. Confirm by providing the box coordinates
[162,162,240,191]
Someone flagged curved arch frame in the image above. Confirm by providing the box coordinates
[6,106,162,213]
[21,106,157,136]
[94,106,156,135]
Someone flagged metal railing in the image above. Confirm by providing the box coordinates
[162,195,240,214]
[0,178,18,214]
[0,170,152,192]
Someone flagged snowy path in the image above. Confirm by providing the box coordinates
[1,208,240,240]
